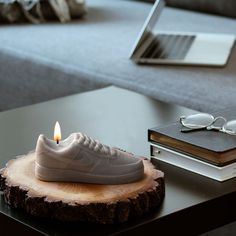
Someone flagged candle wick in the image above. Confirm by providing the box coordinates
[56,140,59,145]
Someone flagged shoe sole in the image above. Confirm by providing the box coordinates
[35,162,144,185]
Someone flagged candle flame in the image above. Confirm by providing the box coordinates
[54,121,61,144]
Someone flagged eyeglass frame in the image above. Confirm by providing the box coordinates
[180,113,236,135]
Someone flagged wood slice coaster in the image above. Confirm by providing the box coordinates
[0,152,164,224]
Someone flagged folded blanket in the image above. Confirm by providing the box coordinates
[0,0,86,23]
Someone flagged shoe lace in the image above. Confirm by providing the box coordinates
[17,0,39,10]
[79,133,116,156]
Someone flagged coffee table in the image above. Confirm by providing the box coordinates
[0,86,235,235]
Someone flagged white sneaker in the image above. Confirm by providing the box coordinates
[35,133,144,184]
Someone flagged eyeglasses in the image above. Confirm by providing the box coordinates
[180,113,236,135]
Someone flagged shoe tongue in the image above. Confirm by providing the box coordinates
[61,133,77,146]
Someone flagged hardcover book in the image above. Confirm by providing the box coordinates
[148,108,236,166]
[150,143,236,181]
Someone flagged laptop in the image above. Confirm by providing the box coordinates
[130,0,235,66]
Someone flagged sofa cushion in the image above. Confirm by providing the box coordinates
[138,0,236,19]
[166,0,236,19]
[0,0,235,112]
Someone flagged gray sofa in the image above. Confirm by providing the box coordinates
[0,0,236,112]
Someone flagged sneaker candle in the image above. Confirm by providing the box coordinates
[35,122,144,184]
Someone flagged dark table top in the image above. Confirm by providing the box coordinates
[0,86,235,236]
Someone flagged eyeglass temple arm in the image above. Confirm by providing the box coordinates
[180,127,206,133]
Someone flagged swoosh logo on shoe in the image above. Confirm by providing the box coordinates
[38,148,95,172]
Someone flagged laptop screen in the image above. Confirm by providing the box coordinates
[129,0,165,58]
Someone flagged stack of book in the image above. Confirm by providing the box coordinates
[148,114,236,181]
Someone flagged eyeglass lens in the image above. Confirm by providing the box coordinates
[181,113,214,129]
[223,120,236,134]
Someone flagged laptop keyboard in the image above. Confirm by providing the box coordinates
[141,34,196,60]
